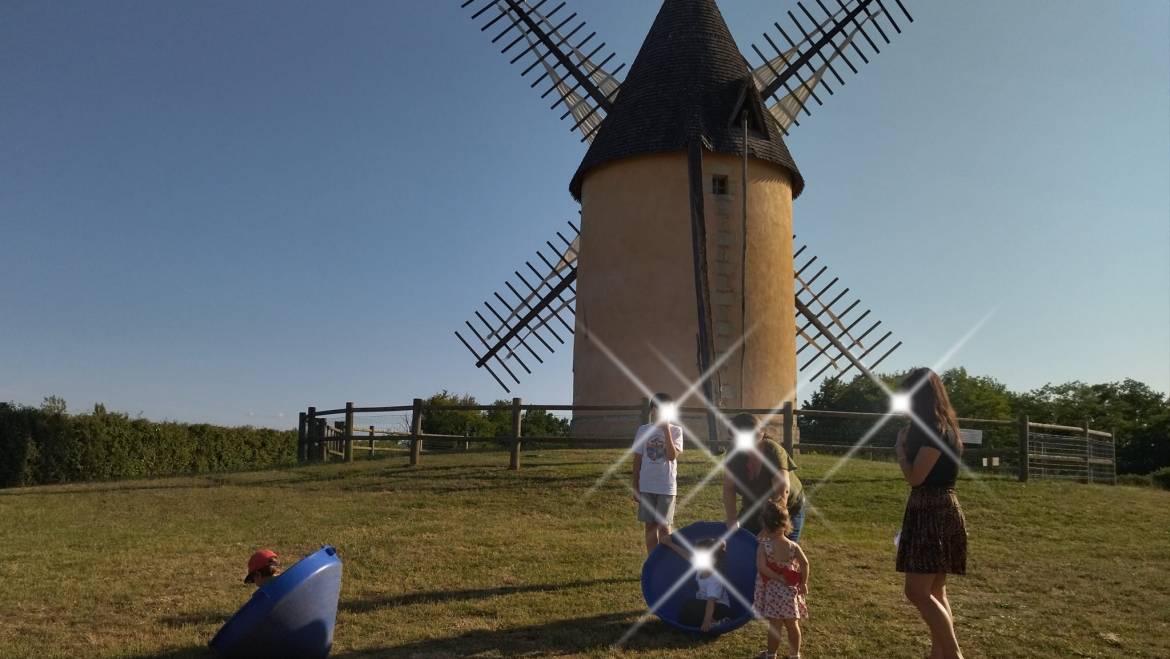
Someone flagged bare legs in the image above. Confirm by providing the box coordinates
[783,619,802,657]
[904,572,962,659]
[766,618,782,655]
[932,572,954,622]
[763,619,801,658]
[643,522,671,555]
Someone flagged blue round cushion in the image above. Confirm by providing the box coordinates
[640,521,758,634]
[210,545,343,658]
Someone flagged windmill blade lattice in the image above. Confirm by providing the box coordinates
[460,0,625,142]
[457,228,902,392]
[793,239,902,382]
[455,221,580,392]
[751,0,914,134]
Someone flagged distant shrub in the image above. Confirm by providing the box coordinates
[1151,467,1170,491]
[0,402,296,488]
[1117,474,1153,488]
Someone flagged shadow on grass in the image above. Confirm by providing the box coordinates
[341,576,637,613]
[330,610,715,658]
[338,473,605,495]
[806,476,904,486]
[0,468,610,498]
[160,610,232,628]
[157,576,639,632]
[124,645,212,659]
[0,454,626,498]
[0,462,498,496]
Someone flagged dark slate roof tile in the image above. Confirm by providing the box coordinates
[569,0,804,200]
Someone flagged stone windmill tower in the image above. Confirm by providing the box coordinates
[455,0,911,440]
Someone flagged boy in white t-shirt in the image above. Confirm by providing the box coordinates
[632,393,684,555]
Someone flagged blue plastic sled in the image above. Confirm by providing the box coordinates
[210,545,343,659]
[640,521,758,634]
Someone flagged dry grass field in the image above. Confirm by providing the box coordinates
[1,449,1167,658]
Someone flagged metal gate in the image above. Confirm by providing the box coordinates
[1027,430,1116,483]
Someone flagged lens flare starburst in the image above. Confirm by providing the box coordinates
[733,429,756,452]
[657,402,679,423]
[576,309,1000,647]
[690,549,714,572]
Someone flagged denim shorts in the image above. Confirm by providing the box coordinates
[787,502,805,542]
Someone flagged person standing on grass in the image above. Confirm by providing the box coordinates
[632,393,683,555]
[895,367,968,659]
[753,500,809,659]
[723,413,805,541]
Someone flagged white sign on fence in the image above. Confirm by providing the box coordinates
[960,428,983,446]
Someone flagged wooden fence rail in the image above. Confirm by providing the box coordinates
[297,399,1114,482]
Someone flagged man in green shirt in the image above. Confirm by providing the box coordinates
[722,413,805,541]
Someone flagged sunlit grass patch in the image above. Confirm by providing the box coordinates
[0,450,1166,658]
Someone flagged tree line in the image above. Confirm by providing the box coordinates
[420,368,1168,475]
[419,391,570,440]
[801,367,1169,476]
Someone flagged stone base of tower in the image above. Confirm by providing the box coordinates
[570,150,798,453]
[570,410,726,447]
[568,412,641,445]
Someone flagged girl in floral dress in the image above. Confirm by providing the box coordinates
[753,501,809,659]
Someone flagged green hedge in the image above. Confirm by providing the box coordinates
[0,403,297,488]
[1151,466,1170,491]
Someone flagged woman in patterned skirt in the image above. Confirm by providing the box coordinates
[895,367,967,659]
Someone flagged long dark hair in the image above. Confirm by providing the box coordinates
[902,367,962,456]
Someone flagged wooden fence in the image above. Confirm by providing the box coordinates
[297,400,1115,483]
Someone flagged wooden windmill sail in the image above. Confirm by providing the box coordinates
[455,0,912,439]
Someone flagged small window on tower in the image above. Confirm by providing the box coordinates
[712,175,729,196]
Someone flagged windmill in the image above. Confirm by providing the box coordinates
[454,0,911,441]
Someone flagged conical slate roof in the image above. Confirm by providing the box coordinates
[569,0,804,201]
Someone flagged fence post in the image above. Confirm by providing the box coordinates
[782,401,794,457]
[344,402,355,463]
[1083,419,1092,484]
[369,425,375,458]
[297,412,307,463]
[1017,414,1029,482]
[639,397,652,426]
[307,407,318,463]
[1110,427,1117,484]
[510,397,523,470]
[410,398,423,466]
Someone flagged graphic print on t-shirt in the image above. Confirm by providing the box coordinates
[645,433,666,462]
[634,423,683,495]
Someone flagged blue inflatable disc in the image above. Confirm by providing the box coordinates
[640,521,758,634]
[210,545,343,659]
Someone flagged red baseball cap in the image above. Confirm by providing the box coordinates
[244,549,278,584]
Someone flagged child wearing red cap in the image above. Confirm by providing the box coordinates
[244,549,281,587]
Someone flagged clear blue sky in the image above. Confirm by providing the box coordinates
[2,1,1167,428]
